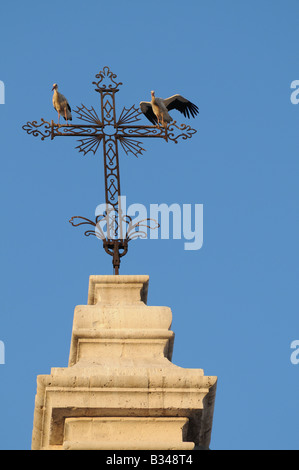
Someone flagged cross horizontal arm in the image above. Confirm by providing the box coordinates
[22,119,104,140]
[52,123,104,139]
[117,121,197,144]
[23,117,197,143]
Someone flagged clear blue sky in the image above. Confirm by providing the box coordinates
[0,0,298,450]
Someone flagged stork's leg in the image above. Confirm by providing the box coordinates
[58,112,60,125]
[65,108,68,126]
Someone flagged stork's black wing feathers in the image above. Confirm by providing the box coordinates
[164,94,199,119]
[140,101,158,125]
[68,103,71,112]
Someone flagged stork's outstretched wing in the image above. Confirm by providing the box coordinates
[163,94,199,119]
[139,101,158,125]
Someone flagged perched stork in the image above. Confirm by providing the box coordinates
[52,83,72,125]
[140,91,199,127]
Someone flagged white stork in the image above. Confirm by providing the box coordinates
[52,83,72,125]
[140,91,199,127]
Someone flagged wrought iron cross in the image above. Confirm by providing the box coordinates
[23,66,197,274]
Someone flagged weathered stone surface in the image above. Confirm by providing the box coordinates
[31,275,217,450]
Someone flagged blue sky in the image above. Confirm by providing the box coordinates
[0,0,298,450]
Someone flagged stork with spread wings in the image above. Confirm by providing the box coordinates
[140,91,199,128]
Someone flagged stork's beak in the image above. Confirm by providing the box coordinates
[51,86,54,91]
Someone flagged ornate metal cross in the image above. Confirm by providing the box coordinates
[23,66,197,274]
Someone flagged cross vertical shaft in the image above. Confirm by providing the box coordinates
[100,90,121,239]
[96,75,125,274]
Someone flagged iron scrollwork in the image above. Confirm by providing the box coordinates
[69,213,160,273]
[22,66,197,273]
[22,118,52,141]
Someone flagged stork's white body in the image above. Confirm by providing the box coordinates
[151,94,173,126]
[52,84,72,124]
